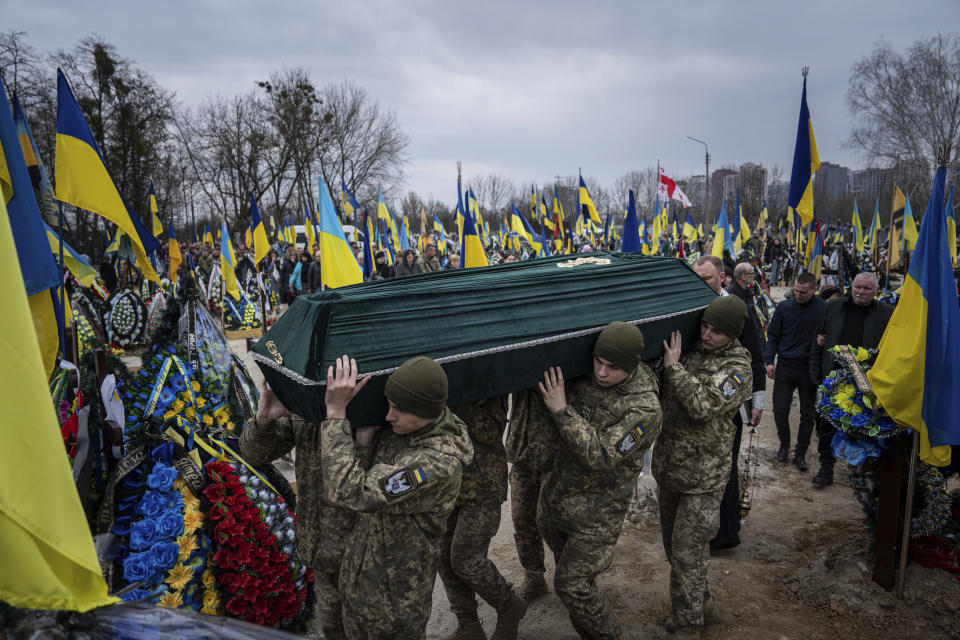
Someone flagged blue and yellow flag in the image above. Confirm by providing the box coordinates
[303,201,317,254]
[712,197,733,259]
[42,222,96,287]
[249,192,269,265]
[903,193,919,252]
[807,222,824,279]
[788,75,820,228]
[1,76,64,377]
[12,96,59,229]
[219,219,240,300]
[203,224,214,247]
[621,190,641,253]
[866,199,880,251]
[168,224,182,284]
[851,199,865,253]
[868,164,959,466]
[400,215,411,251]
[361,208,374,281]
[578,173,602,224]
[317,176,362,289]
[55,70,160,283]
[149,180,162,239]
[0,193,116,613]
[341,180,360,223]
[510,204,542,255]
[552,184,565,242]
[460,197,488,269]
[946,185,956,268]
[683,212,698,243]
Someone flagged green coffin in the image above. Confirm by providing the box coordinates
[251,252,717,426]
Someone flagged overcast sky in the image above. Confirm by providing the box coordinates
[7,0,959,206]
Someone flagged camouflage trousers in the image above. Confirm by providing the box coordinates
[509,461,546,573]
[438,501,513,620]
[540,520,621,640]
[312,505,358,640]
[341,607,428,640]
[657,486,723,627]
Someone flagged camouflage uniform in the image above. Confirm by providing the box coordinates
[652,340,752,627]
[537,366,662,640]
[239,415,368,640]
[198,253,214,278]
[418,254,442,273]
[320,407,474,640]
[439,396,512,622]
[505,388,557,575]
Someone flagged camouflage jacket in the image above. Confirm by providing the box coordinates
[418,254,442,273]
[238,415,371,569]
[451,396,509,506]
[505,388,556,471]
[320,408,474,621]
[652,340,752,494]
[540,365,662,544]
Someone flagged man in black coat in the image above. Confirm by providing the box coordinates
[307,249,323,293]
[808,272,893,486]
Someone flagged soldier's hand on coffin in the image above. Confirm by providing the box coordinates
[662,331,682,367]
[538,366,567,413]
[256,380,289,429]
[325,354,370,419]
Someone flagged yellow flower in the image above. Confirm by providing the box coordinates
[838,384,856,396]
[157,590,183,609]
[183,509,203,535]
[855,347,870,362]
[167,563,194,591]
[215,412,228,425]
[196,396,206,409]
[163,410,175,420]
[201,605,218,616]
[202,590,219,608]
[172,399,185,413]
[173,477,186,491]
[202,570,216,589]
[202,414,214,426]
[192,381,201,393]
[185,406,196,420]
[175,533,199,561]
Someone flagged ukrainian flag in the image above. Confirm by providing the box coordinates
[851,199,865,253]
[866,199,880,251]
[868,164,959,466]
[54,70,160,283]
[712,198,733,259]
[342,180,360,222]
[219,219,241,300]
[578,173,602,224]
[0,192,116,613]
[249,192,269,265]
[903,193,919,251]
[1,77,64,377]
[42,223,96,287]
[946,186,956,268]
[204,224,214,247]
[807,223,824,279]
[168,224,182,284]
[317,176,362,288]
[304,202,317,254]
[621,190,641,253]
[12,96,60,229]
[361,209,374,281]
[460,197,488,269]
[149,180,162,239]
[787,75,820,228]
[510,204,542,255]
[683,212,698,243]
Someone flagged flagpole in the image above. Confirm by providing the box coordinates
[57,201,67,355]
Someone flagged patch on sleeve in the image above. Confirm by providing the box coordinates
[618,426,645,455]
[720,374,743,399]
[382,467,427,497]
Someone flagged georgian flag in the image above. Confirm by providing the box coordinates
[658,167,693,208]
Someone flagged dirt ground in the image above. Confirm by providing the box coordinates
[229,336,960,640]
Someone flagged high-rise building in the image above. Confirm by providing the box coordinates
[813,162,850,203]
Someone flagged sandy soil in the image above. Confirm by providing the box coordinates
[229,329,960,640]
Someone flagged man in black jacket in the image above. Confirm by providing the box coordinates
[307,249,323,293]
[808,272,893,486]
[765,273,824,470]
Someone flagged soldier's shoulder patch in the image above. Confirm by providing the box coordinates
[720,373,744,399]
[618,425,645,455]
[382,467,427,497]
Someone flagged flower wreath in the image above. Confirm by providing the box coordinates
[849,462,953,539]
[817,346,901,440]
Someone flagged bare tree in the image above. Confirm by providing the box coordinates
[612,168,658,217]
[847,34,960,187]
[317,79,410,210]
[470,173,514,219]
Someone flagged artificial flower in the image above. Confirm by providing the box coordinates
[175,533,199,561]
[157,590,184,609]
[183,509,204,535]
[172,399,185,413]
[166,563,195,591]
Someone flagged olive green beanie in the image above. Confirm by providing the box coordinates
[593,321,645,372]
[384,356,448,418]
[701,295,747,339]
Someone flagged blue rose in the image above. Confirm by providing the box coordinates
[819,395,832,408]
[130,518,159,550]
[830,407,847,421]
[146,463,179,492]
[112,516,133,536]
[149,542,180,572]
[822,376,837,390]
[850,413,871,427]
[122,551,152,583]
[138,491,165,518]
[157,509,184,538]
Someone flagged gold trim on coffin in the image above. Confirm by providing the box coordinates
[250,305,709,387]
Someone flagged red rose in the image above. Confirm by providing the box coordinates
[203,483,225,503]
[225,596,248,617]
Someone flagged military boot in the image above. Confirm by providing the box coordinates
[490,591,527,640]
[516,570,548,601]
[663,616,702,639]
[703,595,721,626]
[442,619,487,640]
[812,464,834,487]
[793,453,808,472]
